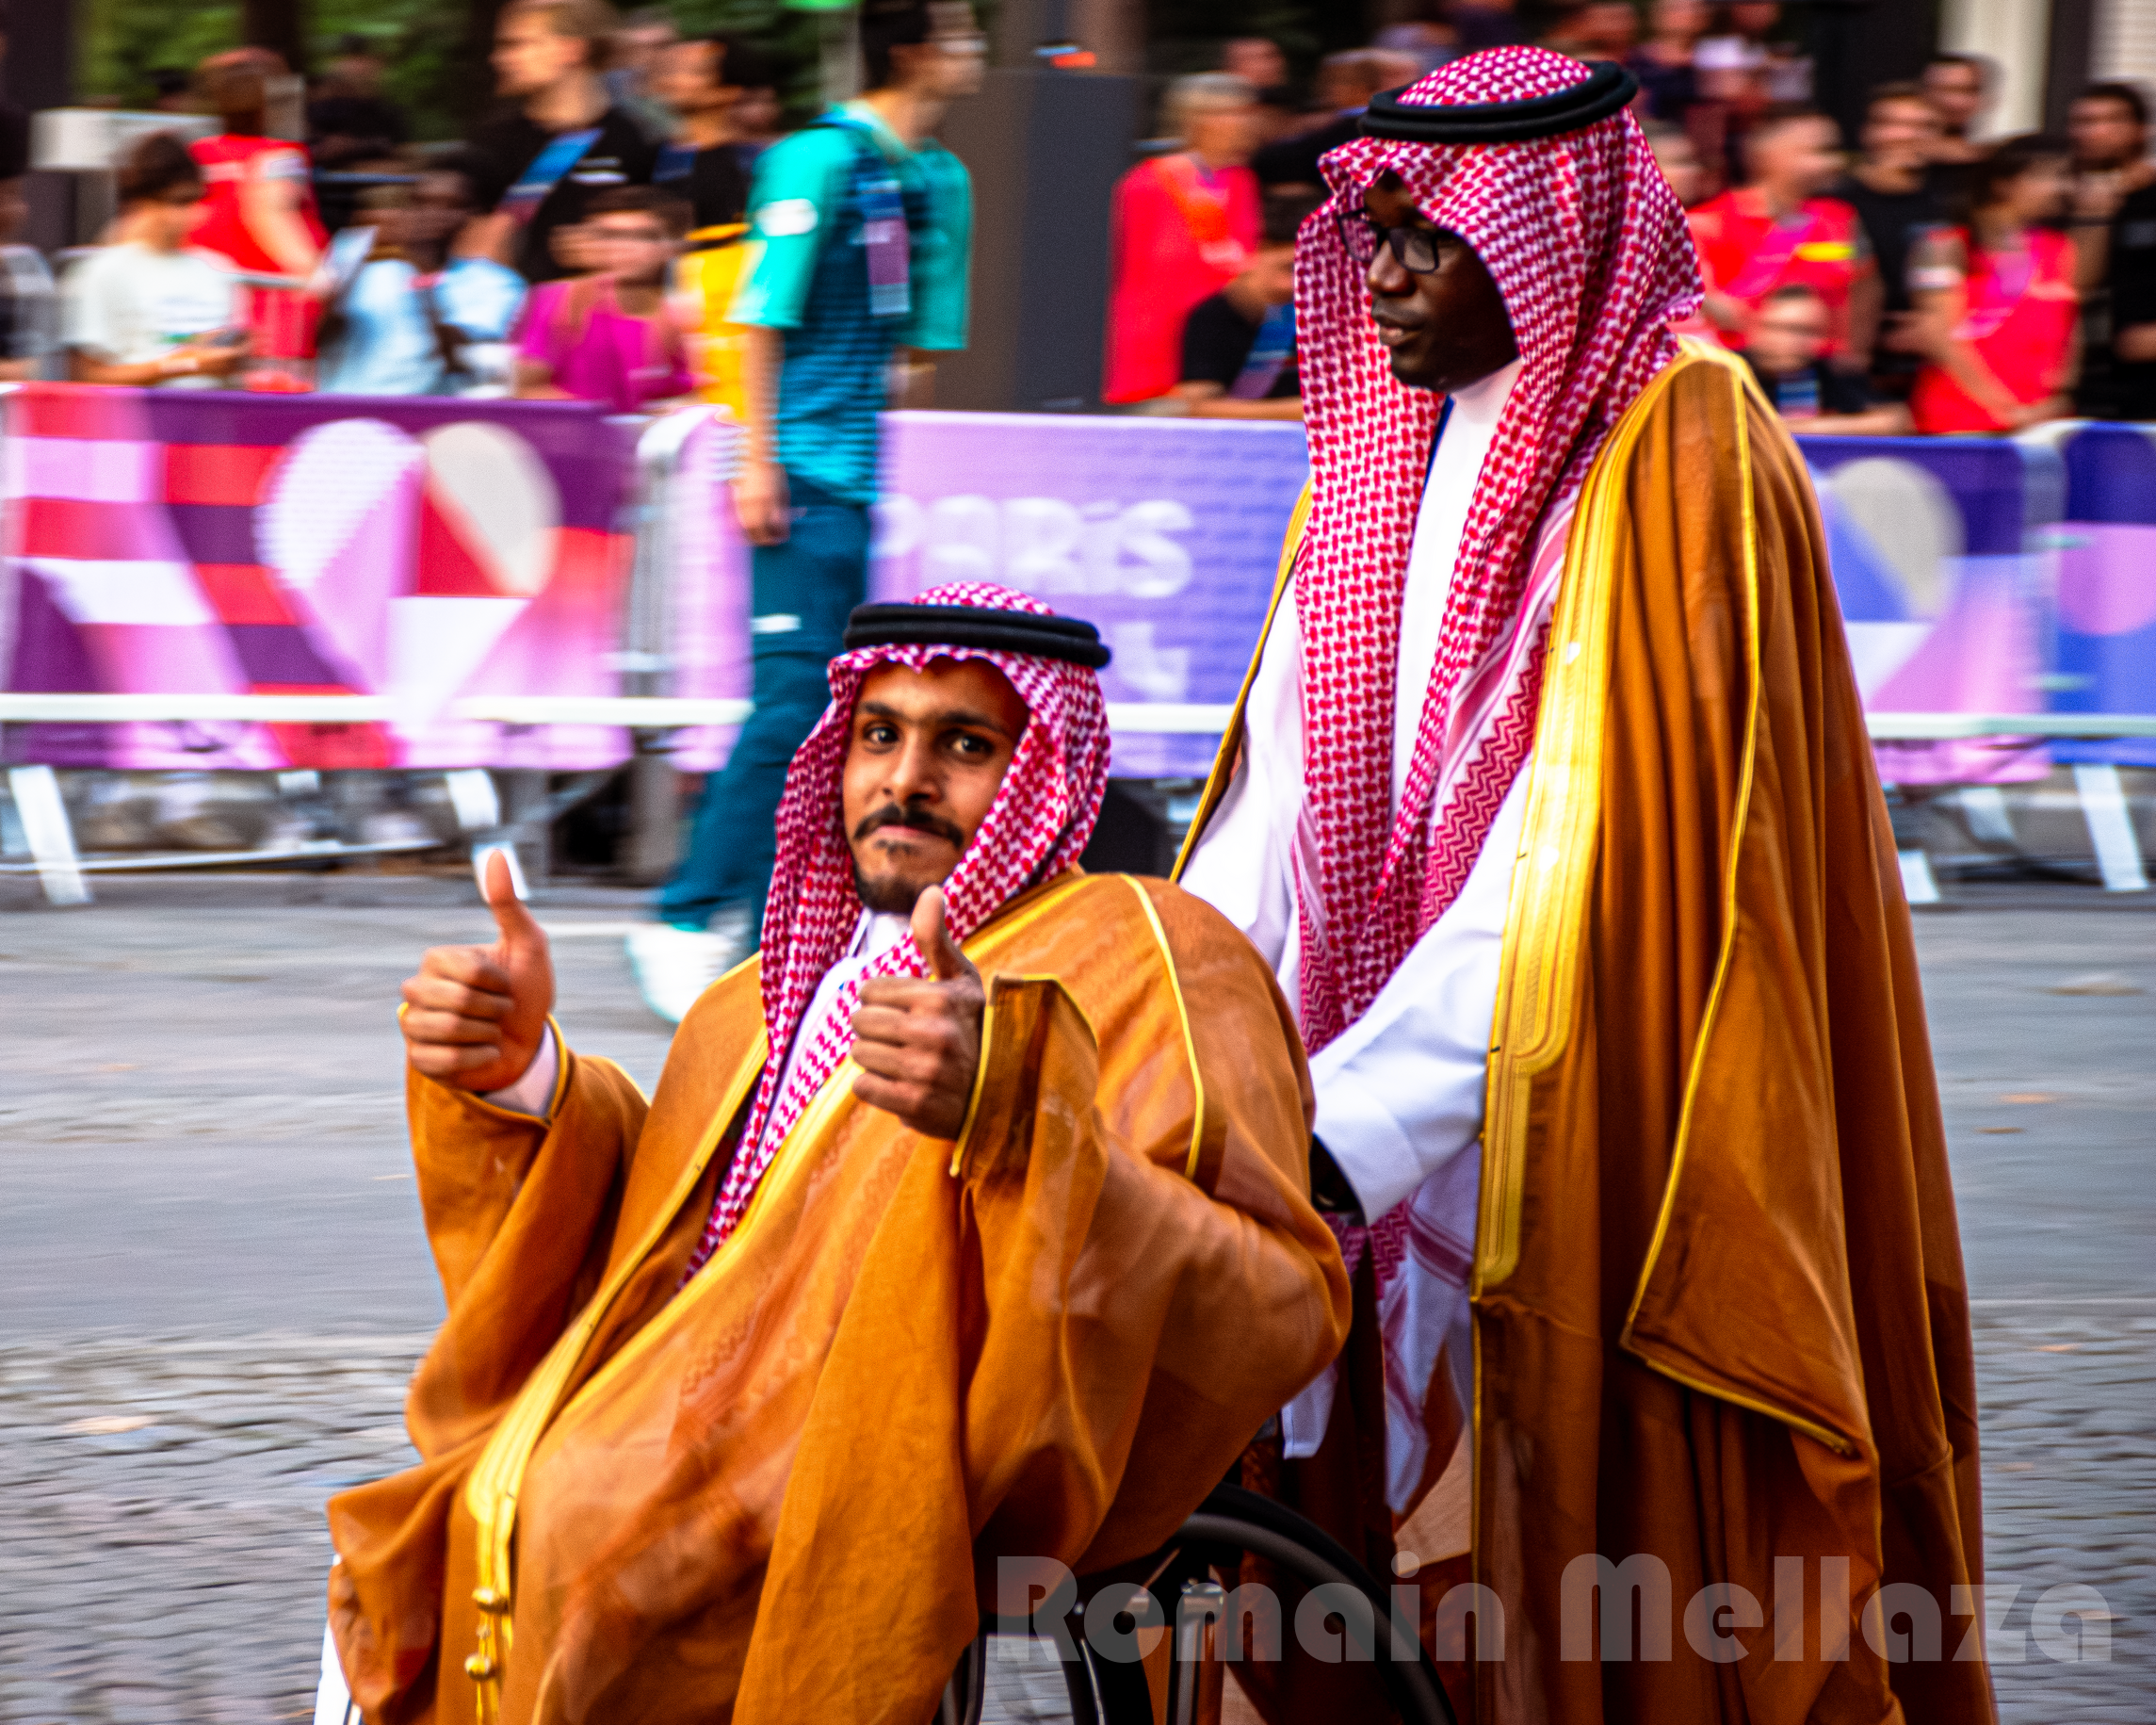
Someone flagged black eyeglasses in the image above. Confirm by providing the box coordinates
[1334,208,1449,275]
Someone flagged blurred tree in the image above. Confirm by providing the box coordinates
[244,0,307,70]
[82,0,242,106]
[78,0,947,140]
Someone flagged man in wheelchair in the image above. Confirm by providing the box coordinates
[322,582,1352,1723]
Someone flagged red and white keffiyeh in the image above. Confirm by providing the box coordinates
[1293,46,1703,1055]
[684,582,1111,1275]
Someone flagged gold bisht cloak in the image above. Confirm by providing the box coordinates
[327,871,1352,1725]
[1178,344,1991,1723]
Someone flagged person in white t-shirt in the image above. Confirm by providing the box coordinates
[63,132,249,389]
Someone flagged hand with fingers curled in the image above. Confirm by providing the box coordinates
[849,885,984,1141]
[399,850,556,1096]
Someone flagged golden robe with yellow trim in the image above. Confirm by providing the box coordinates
[1180,346,1991,1723]
[327,871,1352,1724]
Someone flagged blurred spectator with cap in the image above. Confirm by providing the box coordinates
[1908,134,2080,433]
[464,0,660,284]
[1831,81,1947,398]
[316,165,527,396]
[1689,105,1875,363]
[64,133,248,388]
[188,51,327,389]
[1103,73,1260,403]
[1172,188,1319,421]
[2066,81,2156,419]
[1253,50,1421,192]
[1744,284,1909,432]
[631,0,981,1012]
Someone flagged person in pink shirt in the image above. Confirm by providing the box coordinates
[514,186,693,412]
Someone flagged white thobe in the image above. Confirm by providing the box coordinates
[1182,358,1527,1226]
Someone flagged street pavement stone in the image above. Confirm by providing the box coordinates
[0,876,2148,1721]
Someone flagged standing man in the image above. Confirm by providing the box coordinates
[1921,50,1993,210]
[1831,81,1947,396]
[651,32,772,416]
[651,33,772,230]
[1688,103,1876,361]
[465,0,659,284]
[630,0,980,1018]
[2067,82,2156,420]
[1178,48,1988,1719]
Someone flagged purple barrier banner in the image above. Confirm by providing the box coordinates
[663,415,751,773]
[2023,421,2156,768]
[1794,432,2062,785]
[10,394,2117,793]
[868,411,1310,776]
[1,383,638,771]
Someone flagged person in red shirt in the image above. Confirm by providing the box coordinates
[1907,134,2081,433]
[189,50,328,388]
[1102,73,1262,404]
[1688,103,1876,361]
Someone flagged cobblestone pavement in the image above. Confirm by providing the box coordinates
[0,876,2148,1721]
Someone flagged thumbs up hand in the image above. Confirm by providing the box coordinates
[850,885,986,1140]
[400,849,556,1094]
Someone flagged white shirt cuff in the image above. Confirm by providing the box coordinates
[480,1024,559,1120]
[1311,1079,1427,1223]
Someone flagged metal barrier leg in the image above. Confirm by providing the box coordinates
[1897,848,1940,906]
[8,766,90,905]
[624,733,679,885]
[1957,785,2016,845]
[444,769,502,834]
[2073,764,2149,892]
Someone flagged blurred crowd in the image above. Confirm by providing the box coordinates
[2,0,2151,441]
[1110,5,2156,437]
[7,0,786,414]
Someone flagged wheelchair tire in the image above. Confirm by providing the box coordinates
[948,1483,1457,1725]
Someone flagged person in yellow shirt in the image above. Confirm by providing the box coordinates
[651,31,773,416]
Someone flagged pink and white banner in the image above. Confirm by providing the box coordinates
[0,383,650,771]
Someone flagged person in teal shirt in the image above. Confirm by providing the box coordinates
[630,0,982,1020]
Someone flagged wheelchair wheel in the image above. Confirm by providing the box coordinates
[946,1483,1456,1725]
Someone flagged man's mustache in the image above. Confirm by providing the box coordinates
[852,803,965,846]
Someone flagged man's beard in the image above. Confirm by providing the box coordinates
[851,803,965,914]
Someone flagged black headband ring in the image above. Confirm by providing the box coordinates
[844,602,1112,669]
[1359,61,1639,145]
